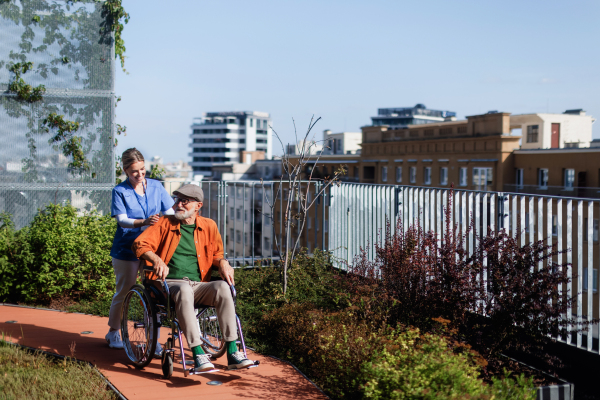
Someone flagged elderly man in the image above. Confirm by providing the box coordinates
[132,184,254,371]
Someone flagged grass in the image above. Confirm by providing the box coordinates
[0,337,116,400]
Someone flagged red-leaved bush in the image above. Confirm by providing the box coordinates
[347,190,595,359]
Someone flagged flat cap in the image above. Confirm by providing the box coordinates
[173,184,204,202]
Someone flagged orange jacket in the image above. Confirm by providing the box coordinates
[132,215,224,282]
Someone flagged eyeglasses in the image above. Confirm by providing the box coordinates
[173,197,194,206]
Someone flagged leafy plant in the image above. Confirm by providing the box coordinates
[361,328,535,400]
[0,204,116,304]
[41,112,88,172]
[7,61,46,102]
[148,164,165,180]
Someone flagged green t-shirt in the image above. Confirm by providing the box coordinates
[166,224,201,281]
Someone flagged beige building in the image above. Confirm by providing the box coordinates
[359,112,521,191]
[511,109,595,150]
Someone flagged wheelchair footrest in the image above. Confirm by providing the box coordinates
[187,368,220,376]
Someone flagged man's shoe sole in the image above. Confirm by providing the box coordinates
[228,361,254,370]
[195,363,215,372]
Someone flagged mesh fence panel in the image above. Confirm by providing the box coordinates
[0,0,115,229]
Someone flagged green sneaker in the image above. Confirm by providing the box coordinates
[194,353,214,372]
[227,351,254,370]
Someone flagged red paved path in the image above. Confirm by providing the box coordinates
[0,305,327,399]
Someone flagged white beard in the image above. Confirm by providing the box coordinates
[174,208,196,221]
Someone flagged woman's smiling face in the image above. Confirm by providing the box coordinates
[125,161,146,185]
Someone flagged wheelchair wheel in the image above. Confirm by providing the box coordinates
[161,338,173,379]
[121,284,157,369]
[199,307,226,358]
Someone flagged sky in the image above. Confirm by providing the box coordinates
[114,0,600,163]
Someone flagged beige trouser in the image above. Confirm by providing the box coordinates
[108,258,142,330]
[166,278,238,348]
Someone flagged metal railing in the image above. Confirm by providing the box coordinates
[160,180,329,266]
[505,184,600,199]
[328,183,600,356]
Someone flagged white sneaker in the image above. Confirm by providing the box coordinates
[154,342,163,357]
[105,330,124,349]
[194,353,215,371]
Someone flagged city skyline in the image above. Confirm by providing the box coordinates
[114,0,600,163]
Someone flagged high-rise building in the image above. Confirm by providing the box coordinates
[189,111,272,177]
[371,103,456,129]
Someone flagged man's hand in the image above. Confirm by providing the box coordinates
[218,259,235,286]
[141,251,169,280]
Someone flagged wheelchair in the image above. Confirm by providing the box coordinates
[120,271,257,378]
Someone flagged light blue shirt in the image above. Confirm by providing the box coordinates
[110,178,174,261]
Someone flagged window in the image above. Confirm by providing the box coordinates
[583,268,598,292]
[424,167,431,185]
[236,230,241,243]
[459,167,468,187]
[382,166,388,182]
[244,210,248,222]
[249,118,253,127]
[396,166,402,183]
[564,169,575,190]
[363,166,375,179]
[552,215,558,236]
[516,168,524,188]
[473,168,493,190]
[409,167,417,183]
[229,229,234,243]
[236,208,241,220]
[538,168,548,189]
[229,207,234,219]
[440,167,448,185]
[526,125,539,143]
[244,233,248,244]
[354,166,359,179]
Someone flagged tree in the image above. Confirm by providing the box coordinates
[263,117,346,294]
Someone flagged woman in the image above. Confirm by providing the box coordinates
[105,148,174,353]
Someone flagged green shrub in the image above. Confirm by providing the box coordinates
[0,204,116,304]
[256,302,386,399]
[0,213,20,300]
[361,328,535,400]
[236,249,349,349]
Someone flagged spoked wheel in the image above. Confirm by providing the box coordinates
[161,338,173,379]
[199,307,226,358]
[121,284,157,368]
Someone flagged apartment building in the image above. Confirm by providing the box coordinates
[189,111,272,177]
[321,130,362,155]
